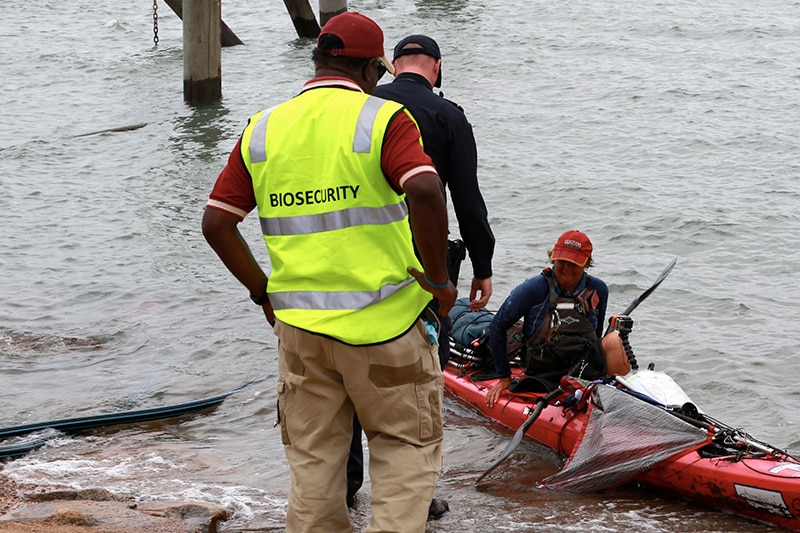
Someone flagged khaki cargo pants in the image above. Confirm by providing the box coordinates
[275,318,443,533]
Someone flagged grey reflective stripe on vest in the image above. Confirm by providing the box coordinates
[249,96,382,162]
[260,201,407,236]
[269,277,416,311]
[248,108,273,163]
[353,96,385,153]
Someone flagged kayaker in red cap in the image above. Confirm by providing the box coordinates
[485,230,609,407]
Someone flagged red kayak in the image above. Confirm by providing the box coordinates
[444,339,800,531]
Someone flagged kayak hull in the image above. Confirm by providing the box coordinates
[444,366,800,531]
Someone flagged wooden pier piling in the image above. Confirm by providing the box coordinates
[319,0,347,27]
[164,0,243,47]
[283,0,320,38]
[169,0,349,103]
[182,0,221,105]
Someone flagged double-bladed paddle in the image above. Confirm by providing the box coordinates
[476,385,562,483]
[477,257,678,483]
[604,257,677,335]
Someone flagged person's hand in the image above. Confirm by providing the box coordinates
[469,276,493,311]
[261,303,276,327]
[408,266,458,316]
[485,377,512,408]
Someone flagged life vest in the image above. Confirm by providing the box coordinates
[241,87,431,345]
[523,268,606,380]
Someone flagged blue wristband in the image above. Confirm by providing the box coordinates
[424,273,450,289]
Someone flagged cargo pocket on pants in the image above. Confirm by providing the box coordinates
[367,319,443,443]
[415,370,442,442]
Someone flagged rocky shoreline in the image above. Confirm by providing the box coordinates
[0,474,234,533]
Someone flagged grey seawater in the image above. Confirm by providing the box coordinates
[1,0,798,531]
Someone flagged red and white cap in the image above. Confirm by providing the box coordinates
[551,230,593,267]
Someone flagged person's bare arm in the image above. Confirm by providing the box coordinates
[404,172,457,316]
[202,207,275,325]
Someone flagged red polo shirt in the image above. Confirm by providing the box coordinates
[207,76,438,220]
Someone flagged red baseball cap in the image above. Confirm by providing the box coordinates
[316,12,394,75]
[551,230,593,267]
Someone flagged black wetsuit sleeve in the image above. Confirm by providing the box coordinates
[444,107,495,279]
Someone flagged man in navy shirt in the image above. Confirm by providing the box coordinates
[347,35,495,518]
[376,34,495,366]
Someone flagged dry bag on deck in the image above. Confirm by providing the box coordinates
[448,298,524,369]
[449,298,493,347]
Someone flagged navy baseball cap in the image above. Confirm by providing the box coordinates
[393,34,442,87]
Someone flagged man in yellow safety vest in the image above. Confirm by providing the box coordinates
[202,11,457,533]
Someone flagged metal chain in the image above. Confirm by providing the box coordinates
[153,0,159,46]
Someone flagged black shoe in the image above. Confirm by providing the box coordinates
[427,498,449,520]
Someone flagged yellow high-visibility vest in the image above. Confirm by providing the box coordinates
[241,87,431,345]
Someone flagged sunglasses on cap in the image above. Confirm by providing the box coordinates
[374,58,387,80]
